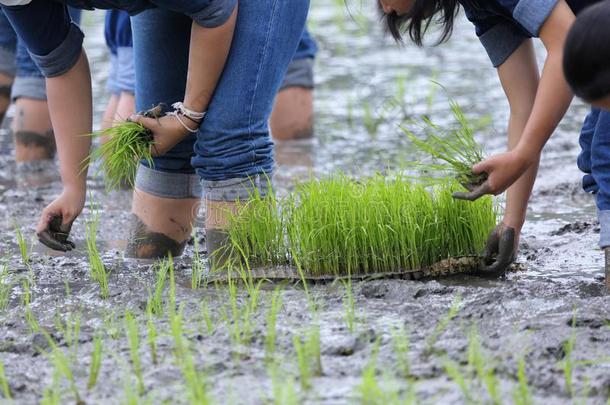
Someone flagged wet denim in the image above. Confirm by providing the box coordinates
[0,6,80,98]
[105,10,134,95]
[0,0,236,77]
[131,1,309,200]
[577,107,610,247]
[460,0,597,67]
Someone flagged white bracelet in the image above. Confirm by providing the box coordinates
[167,102,206,134]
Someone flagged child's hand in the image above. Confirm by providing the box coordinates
[36,187,85,252]
[129,108,198,157]
[453,150,535,201]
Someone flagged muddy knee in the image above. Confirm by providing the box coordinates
[126,214,188,259]
[14,130,57,160]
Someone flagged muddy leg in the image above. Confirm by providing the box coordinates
[12,98,56,162]
[126,188,199,259]
[205,199,238,270]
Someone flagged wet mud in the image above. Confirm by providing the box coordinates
[0,5,608,405]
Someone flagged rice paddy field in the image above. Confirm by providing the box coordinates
[0,3,608,404]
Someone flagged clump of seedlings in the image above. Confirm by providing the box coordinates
[85,121,154,191]
[86,204,109,299]
[0,264,11,310]
[87,335,103,390]
[403,101,487,188]
[227,175,495,277]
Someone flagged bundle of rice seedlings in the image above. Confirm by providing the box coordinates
[227,174,496,277]
[85,121,154,191]
[403,101,487,188]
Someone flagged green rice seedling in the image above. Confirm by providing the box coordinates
[293,324,322,391]
[14,223,30,268]
[41,330,82,404]
[342,277,356,333]
[512,355,532,405]
[191,231,205,289]
[403,101,487,187]
[560,315,577,397]
[170,305,211,405]
[22,278,39,333]
[103,310,122,340]
[356,339,403,405]
[86,202,109,299]
[147,257,170,317]
[124,310,144,395]
[227,184,286,267]
[146,305,158,365]
[167,254,176,317]
[86,121,154,191]
[222,270,262,350]
[0,359,11,399]
[40,370,62,405]
[362,99,384,138]
[0,264,11,310]
[443,358,473,403]
[87,334,103,390]
[271,370,299,405]
[392,326,410,378]
[425,295,462,355]
[54,312,81,359]
[264,287,283,365]
[200,299,214,336]
[467,326,500,405]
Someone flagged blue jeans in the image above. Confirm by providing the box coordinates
[132,0,309,201]
[105,10,134,95]
[0,6,81,99]
[0,0,235,77]
[577,107,610,247]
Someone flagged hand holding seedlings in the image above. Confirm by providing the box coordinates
[36,189,83,251]
[452,149,536,201]
[129,102,205,157]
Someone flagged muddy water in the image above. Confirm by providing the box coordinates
[0,3,608,404]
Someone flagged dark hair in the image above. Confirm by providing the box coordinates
[379,0,460,46]
[563,1,610,101]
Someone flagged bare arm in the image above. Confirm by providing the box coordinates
[134,5,238,156]
[458,0,576,198]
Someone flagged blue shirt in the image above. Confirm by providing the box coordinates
[460,0,601,66]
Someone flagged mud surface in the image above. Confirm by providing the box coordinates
[0,5,608,405]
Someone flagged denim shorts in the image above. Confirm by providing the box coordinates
[0,6,80,99]
[0,0,237,78]
[105,10,134,95]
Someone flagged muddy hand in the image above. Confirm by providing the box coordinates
[477,224,516,278]
[37,215,75,252]
[452,178,492,201]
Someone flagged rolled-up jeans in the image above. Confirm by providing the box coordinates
[0,7,81,100]
[577,107,610,248]
[131,0,310,202]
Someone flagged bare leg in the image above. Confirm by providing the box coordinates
[126,188,199,259]
[270,86,313,140]
[12,97,55,162]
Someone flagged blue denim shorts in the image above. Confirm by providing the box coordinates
[105,10,134,95]
[0,0,236,78]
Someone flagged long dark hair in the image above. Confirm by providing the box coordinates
[380,0,461,46]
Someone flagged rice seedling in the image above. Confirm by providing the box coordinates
[41,330,83,404]
[146,305,158,365]
[560,315,577,397]
[124,310,144,395]
[87,334,103,390]
[356,339,404,405]
[271,369,299,405]
[54,312,81,359]
[170,305,212,405]
[0,264,11,310]
[167,255,176,317]
[467,326,500,405]
[147,257,170,317]
[403,101,487,187]
[14,223,30,268]
[392,326,411,378]
[86,201,109,299]
[40,370,62,405]
[200,299,214,336]
[293,324,322,391]
[264,287,283,364]
[342,277,356,333]
[443,358,473,403]
[0,359,10,400]
[227,174,495,277]
[85,121,154,191]
[512,355,532,405]
[425,295,462,355]
[103,310,122,340]
[22,278,39,333]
